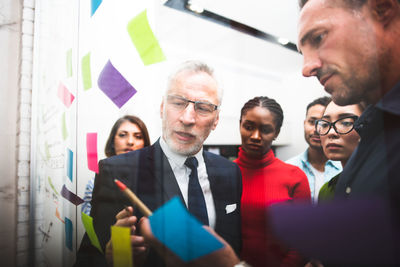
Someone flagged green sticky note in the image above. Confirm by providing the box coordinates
[81,212,103,253]
[81,53,92,90]
[62,112,68,140]
[111,226,133,267]
[66,49,72,77]
[48,176,59,196]
[127,10,166,66]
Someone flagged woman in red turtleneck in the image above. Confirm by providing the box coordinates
[234,96,311,267]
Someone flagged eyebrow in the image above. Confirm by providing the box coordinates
[322,113,356,119]
[299,28,318,50]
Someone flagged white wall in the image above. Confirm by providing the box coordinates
[0,0,21,266]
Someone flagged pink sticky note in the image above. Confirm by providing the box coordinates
[86,133,99,173]
[57,83,75,108]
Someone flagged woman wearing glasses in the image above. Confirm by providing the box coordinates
[234,96,311,267]
[316,101,365,201]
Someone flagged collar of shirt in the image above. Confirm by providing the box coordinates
[159,137,216,228]
[159,137,204,172]
[300,149,342,171]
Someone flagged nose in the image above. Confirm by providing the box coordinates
[180,102,196,125]
[250,129,261,142]
[302,51,321,77]
[127,135,134,145]
[326,125,339,138]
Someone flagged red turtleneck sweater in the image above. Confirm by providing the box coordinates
[234,148,311,267]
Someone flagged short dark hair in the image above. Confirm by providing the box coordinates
[240,96,284,132]
[104,115,151,157]
[299,0,368,9]
[306,96,331,115]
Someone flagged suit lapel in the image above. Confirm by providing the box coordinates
[150,140,184,204]
[203,152,224,220]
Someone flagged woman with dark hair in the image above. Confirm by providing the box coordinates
[81,115,151,215]
[234,96,311,267]
[317,101,365,201]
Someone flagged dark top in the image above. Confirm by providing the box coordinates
[269,81,400,266]
[74,140,242,267]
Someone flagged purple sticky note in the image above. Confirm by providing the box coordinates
[97,60,137,108]
[61,184,84,206]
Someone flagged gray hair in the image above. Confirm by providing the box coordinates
[166,60,223,105]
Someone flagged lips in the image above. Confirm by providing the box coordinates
[246,144,262,150]
[319,74,333,87]
[326,143,342,149]
[175,131,196,142]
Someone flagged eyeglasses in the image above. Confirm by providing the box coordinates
[315,115,359,135]
[166,95,218,116]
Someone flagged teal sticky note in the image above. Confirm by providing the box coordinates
[67,148,73,182]
[127,10,166,66]
[65,217,73,251]
[149,197,223,262]
[91,0,102,16]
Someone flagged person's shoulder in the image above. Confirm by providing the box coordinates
[285,151,305,165]
[276,158,307,178]
[204,151,236,167]
[101,145,153,166]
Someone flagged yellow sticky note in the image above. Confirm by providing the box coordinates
[81,52,92,90]
[127,9,166,66]
[62,112,68,140]
[66,49,72,77]
[111,226,133,267]
[81,212,103,253]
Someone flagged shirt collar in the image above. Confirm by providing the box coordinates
[375,79,400,116]
[159,137,204,168]
[302,148,341,170]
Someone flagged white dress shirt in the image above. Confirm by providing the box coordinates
[159,138,216,229]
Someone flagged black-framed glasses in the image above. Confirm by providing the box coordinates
[315,115,359,135]
[166,95,218,116]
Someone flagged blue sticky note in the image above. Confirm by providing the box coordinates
[91,0,102,16]
[67,148,73,182]
[149,197,223,262]
[65,217,73,251]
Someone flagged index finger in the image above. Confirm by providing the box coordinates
[115,206,134,220]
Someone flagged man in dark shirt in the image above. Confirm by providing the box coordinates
[138,0,400,266]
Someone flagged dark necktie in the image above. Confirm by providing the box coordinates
[185,157,209,226]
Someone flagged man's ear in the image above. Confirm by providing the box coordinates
[370,0,399,26]
[211,111,220,130]
[160,100,164,119]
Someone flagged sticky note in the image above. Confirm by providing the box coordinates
[66,49,72,77]
[97,60,137,108]
[56,207,65,223]
[91,0,102,16]
[57,83,75,108]
[62,112,68,140]
[48,177,59,196]
[61,184,84,205]
[111,226,133,267]
[81,52,92,90]
[65,217,73,251]
[86,133,99,173]
[127,10,166,66]
[81,212,103,253]
[149,197,224,262]
[67,148,73,182]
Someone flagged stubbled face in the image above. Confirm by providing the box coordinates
[114,121,145,155]
[240,106,279,158]
[320,101,362,165]
[298,0,381,105]
[304,104,326,150]
[160,71,220,156]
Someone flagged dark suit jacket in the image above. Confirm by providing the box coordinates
[75,140,242,267]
